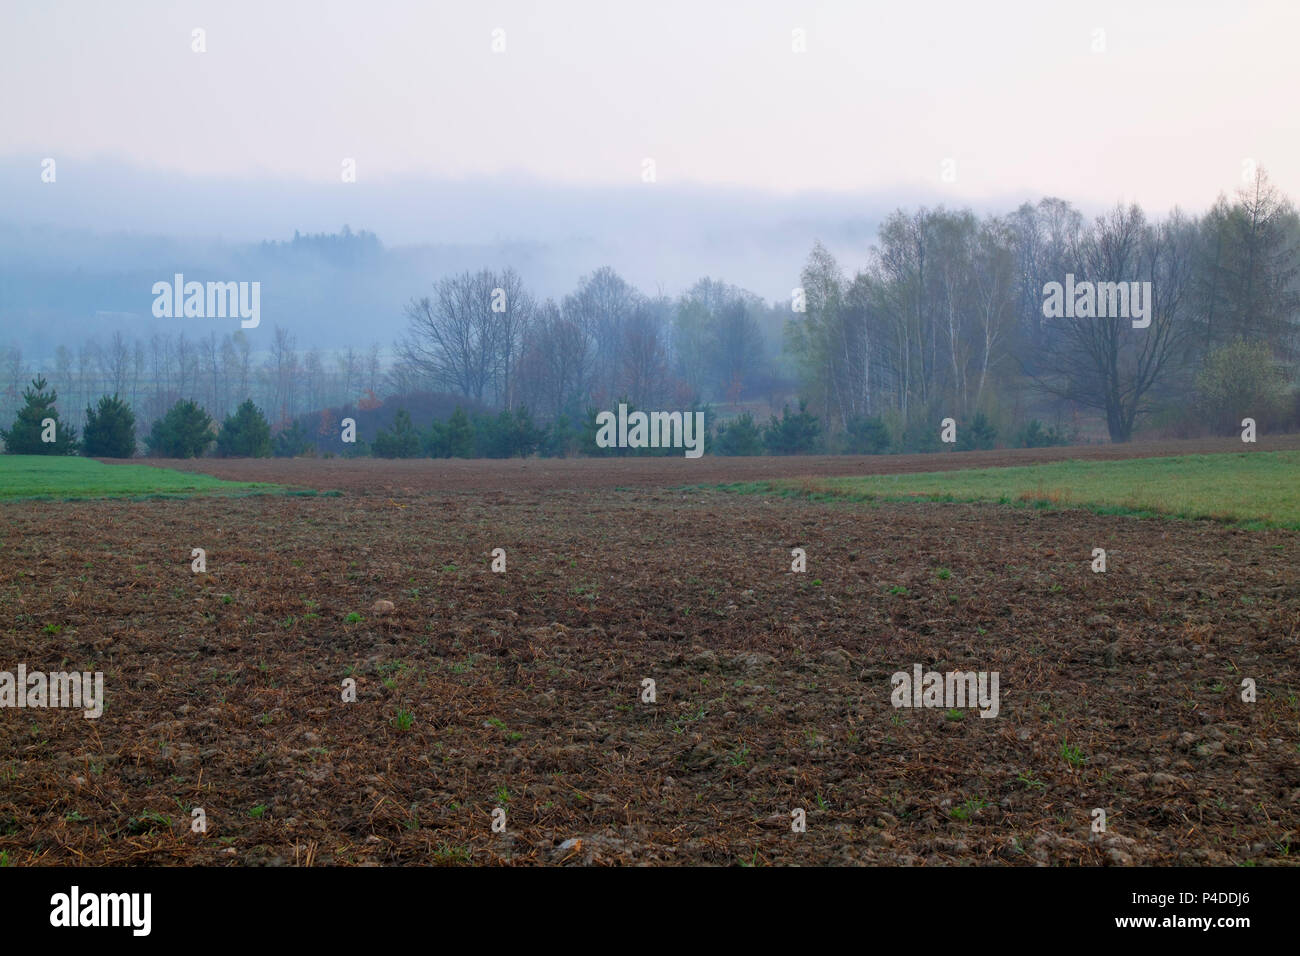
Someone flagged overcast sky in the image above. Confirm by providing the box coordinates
[3,0,1296,213]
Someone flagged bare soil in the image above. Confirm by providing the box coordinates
[2,442,1298,865]
[146,434,1300,494]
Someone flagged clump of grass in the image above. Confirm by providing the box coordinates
[432,842,471,864]
[127,809,172,833]
[950,796,991,821]
[1061,740,1085,769]
[1017,771,1047,791]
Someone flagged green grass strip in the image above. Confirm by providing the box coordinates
[0,455,292,501]
[708,450,1300,530]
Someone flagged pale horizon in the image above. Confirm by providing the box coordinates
[3,0,1296,213]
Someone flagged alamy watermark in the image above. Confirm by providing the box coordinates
[1042,274,1151,329]
[890,664,999,718]
[152,274,260,329]
[594,404,705,458]
[1,665,104,718]
[50,886,150,936]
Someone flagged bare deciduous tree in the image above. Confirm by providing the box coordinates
[400,268,534,405]
[1031,205,1195,442]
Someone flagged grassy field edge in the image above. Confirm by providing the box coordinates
[0,455,302,501]
[703,450,1300,531]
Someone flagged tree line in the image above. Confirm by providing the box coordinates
[789,170,1299,443]
[3,170,1298,456]
[0,378,1071,461]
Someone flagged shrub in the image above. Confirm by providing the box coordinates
[373,409,421,458]
[842,415,891,455]
[898,412,942,453]
[538,414,578,458]
[444,407,474,458]
[763,400,821,455]
[507,406,543,458]
[1196,338,1290,435]
[474,410,509,458]
[81,393,136,458]
[959,411,998,451]
[714,412,765,456]
[273,419,313,457]
[1014,419,1068,448]
[216,400,272,457]
[475,406,543,458]
[145,399,213,458]
[423,419,448,458]
[1,376,78,455]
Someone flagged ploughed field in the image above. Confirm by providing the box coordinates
[2,446,1298,865]
[151,433,1300,493]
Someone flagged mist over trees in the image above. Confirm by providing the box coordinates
[3,171,1298,456]
[783,170,1299,446]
